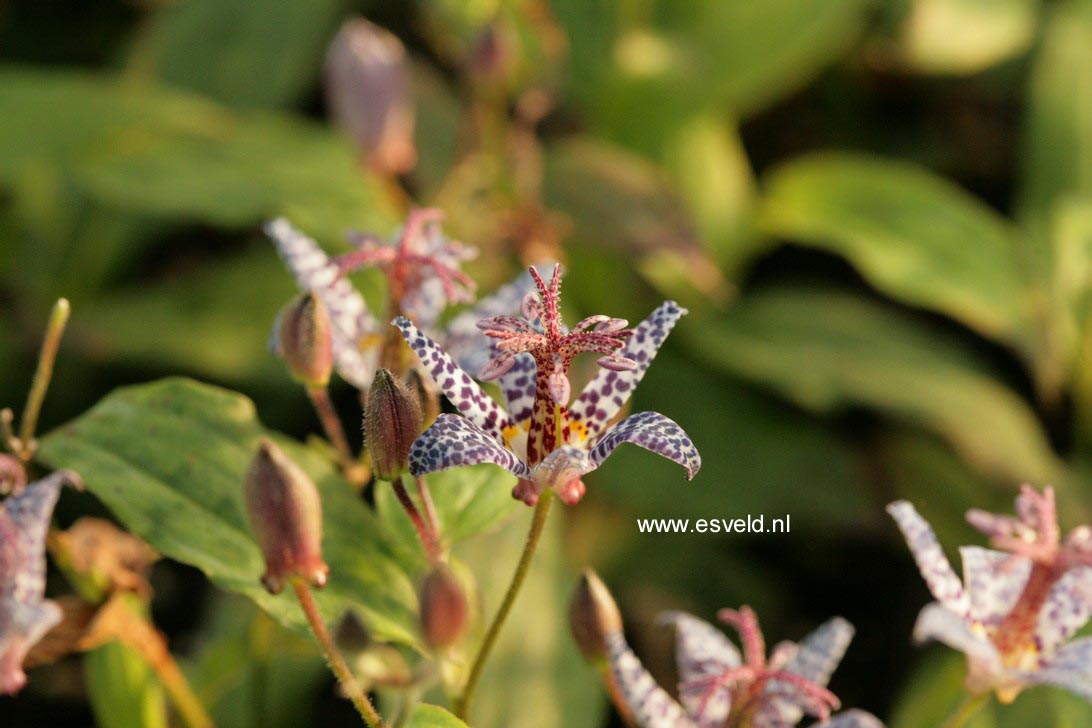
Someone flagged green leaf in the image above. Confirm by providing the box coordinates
[404,704,470,728]
[125,0,342,110]
[686,286,1062,485]
[554,0,870,152]
[375,465,519,565]
[759,153,1032,348]
[37,378,423,648]
[0,68,395,242]
[85,640,169,728]
[888,0,1038,75]
[1017,0,1092,238]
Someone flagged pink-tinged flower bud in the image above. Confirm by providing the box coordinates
[364,369,422,481]
[419,565,468,649]
[278,292,334,389]
[569,569,622,661]
[325,18,416,175]
[243,439,329,594]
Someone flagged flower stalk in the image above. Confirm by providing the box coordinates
[455,489,554,720]
[393,476,441,563]
[292,580,386,728]
[942,692,989,728]
[5,298,70,462]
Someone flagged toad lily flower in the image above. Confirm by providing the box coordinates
[608,605,882,728]
[395,263,700,506]
[267,211,533,390]
[888,487,1092,703]
[1,470,82,694]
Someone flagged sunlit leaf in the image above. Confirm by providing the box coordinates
[686,286,1062,485]
[760,153,1032,348]
[37,378,422,648]
[405,703,470,728]
[85,640,168,728]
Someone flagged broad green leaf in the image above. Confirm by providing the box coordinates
[686,286,1062,485]
[405,704,470,728]
[554,0,870,153]
[85,640,169,728]
[889,0,1038,75]
[376,465,519,566]
[125,0,342,109]
[1017,0,1092,238]
[0,68,395,242]
[37,378,423,648]
[455,507,604,728]
[760,153,1032,348]
[542,138,727,307]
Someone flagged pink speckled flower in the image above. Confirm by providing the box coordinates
[606,604,882,728]
[395,263,700,506]
[1,471,82,694]
[889,486,1092,704]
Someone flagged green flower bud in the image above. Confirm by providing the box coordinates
[419,565,468,650]
[243,439,329,594]
[278,292,334,389]
[364,369,422,481]
[569,568,623,661]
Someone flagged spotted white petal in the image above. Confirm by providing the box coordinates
[658,611,739,726]
[807,710,886,728]
[1023,636,1092,701]
[497,353,537,426]
[1036,565,1092,657]
[587,411,700,480]
[959,547,1030,628]
[443,268,537,376]
[395,317,514,442]
[759,618,854,726]
[887,502,970,615]
[569,301,687,440]
[606,630,696,728]
[266,218,379,388]
[408,414,530,479]
[912,603,1001,674]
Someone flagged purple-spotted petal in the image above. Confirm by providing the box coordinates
[498,353,537,426]
[266,218,379,389]
[757,618,854,727]
[606,630,696,728]
[658,611,739,726]
[808,710,886,728]
[442,268,536,376]
[1036,565,1092,656]
[587,411,701,480]
[395,317,514,442]
[409,414,529,480]
[1024,637,1092,701]
[912,603,1001,673]
[887,502,970,615]
[959,547,1030,628]
[0,600,62,695]
[570,300,687,439]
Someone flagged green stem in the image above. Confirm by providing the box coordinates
[942,692,989,728]
[454,490,554,720]
[292,580,386,728]
[17,298,70,460]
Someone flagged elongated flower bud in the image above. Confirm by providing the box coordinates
[364,369,422,481]
[278,292,334,388]
[569,569,623,661]
[325,18,416,175]
[243,439,329,594]
[419,565,468,649]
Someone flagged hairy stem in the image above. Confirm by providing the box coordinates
[943,692,989,728]
[17,298,70,460]
[292,580,385,728]
[415,475,441,549]
[455,491,554,720]
[392,475,441,562]
[307,387,354,464]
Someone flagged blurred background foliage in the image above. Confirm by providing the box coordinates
[3,0,1092,725]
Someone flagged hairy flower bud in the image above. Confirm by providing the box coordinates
[419,565,468,649]
[243,439,329,594]
[278,292,334,389]
[325,17,416,175]
[569,569,623,661]
[364,369,422,481]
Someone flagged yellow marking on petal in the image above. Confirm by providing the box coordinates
[502,422,528,448]
[358,333,384,352]
[567,420,589,443]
